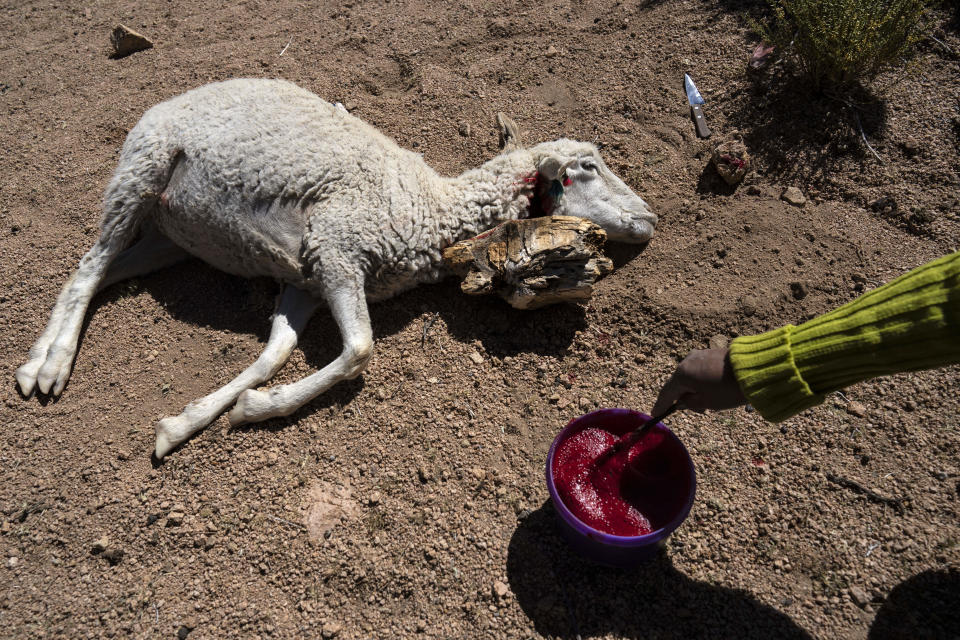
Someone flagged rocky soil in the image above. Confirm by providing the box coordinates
[1,1,958,638]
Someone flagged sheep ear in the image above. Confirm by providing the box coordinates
[496,113,523,151]
[538,155,572,181]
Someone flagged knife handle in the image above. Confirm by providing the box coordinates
[691,104,711,138]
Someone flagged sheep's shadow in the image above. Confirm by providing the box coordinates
[84,257,593,440]
[868,568,960,639]
[508,501,813,640]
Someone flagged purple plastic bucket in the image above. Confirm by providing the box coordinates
[545,408,696,568]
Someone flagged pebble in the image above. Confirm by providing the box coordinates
[846,401,868,418]
[6,556,18,568]
[368,492,381,506]
[91,536,109,554]
[322,622,343,639]
[492,580,510,599]
[101,548,124,566]
[458,122,471,137]
[849,586,871,608]
[468,351,483,365]
[781,187,806,207]
[166,511,186,527]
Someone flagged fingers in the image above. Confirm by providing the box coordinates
[651,372,689,417]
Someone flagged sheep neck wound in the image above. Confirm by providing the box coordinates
[440,150,553,244]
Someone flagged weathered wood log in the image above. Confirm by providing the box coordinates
[442,215,614,309]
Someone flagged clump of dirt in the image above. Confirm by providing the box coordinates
[0,2,957,639]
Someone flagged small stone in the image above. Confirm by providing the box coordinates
[6,556,18,568]
[492,580,510,599]
[868,196,897,215]
[468,351,483,365]
[417,465,433,483]
[368,492,381,506]
[789,281,808,300]
[266,452,279,465]
[739,294,758,316]
[166,511,185,527]
[101,548,124,566]
[901,137,920,157]
[176,626,192,640]
[458,122,471,137]
[849,586,871,608]
[781,187,806,207]
[322,622,343,639]
[91,536,109,554]
[708,334,729,350]
[471,466,486,481]
[545,45,559,57]
[846,401,868,418]
[110,24,153,58]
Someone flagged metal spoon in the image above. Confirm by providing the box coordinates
[594,403,681,467]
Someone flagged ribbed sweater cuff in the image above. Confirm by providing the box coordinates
[729,326,825,423]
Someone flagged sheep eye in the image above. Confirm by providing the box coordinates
[581,161,598,172]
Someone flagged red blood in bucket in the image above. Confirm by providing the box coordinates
[552,418,693,537]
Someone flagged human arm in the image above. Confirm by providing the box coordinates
[652,252,960,422]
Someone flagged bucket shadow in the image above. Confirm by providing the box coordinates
[868,568,960,639]
[507,501,812,639]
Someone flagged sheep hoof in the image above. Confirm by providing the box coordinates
[35,351,74,396]
[154,415,191,459]
[228,389,273,426]
[14,362,39,397]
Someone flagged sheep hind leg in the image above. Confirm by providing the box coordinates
[97,223,189,292]
[154,285,319,459]
[15,198,151,398]
[228,277,373,426]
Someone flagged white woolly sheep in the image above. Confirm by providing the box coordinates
[16,78,657,458]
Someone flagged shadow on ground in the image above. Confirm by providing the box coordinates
[868,568,960,640]
[507,501,812,639]
[727,73,886,186]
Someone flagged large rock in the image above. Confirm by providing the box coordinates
[443,215,613,309]
[711,137,751,185]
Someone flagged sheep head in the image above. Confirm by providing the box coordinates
[532,140,657,244]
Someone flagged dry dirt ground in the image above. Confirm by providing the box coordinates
[2,1,959,639]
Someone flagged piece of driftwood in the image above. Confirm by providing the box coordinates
[442,215,614,309]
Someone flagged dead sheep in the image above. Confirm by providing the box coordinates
[15,78,657,458]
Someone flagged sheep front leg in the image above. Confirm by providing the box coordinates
[228,279,373,426]
[154,285,319,459]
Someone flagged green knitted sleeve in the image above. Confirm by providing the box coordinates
[728,252,960,422]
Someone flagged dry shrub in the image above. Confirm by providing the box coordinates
[753,0,935,90]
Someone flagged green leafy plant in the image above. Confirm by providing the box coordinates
[752,0,935,90]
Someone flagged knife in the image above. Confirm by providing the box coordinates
[684,73,711,139]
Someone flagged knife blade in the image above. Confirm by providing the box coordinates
[684,73,711,139]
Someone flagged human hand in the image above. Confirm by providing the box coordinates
[651,348,747,416]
